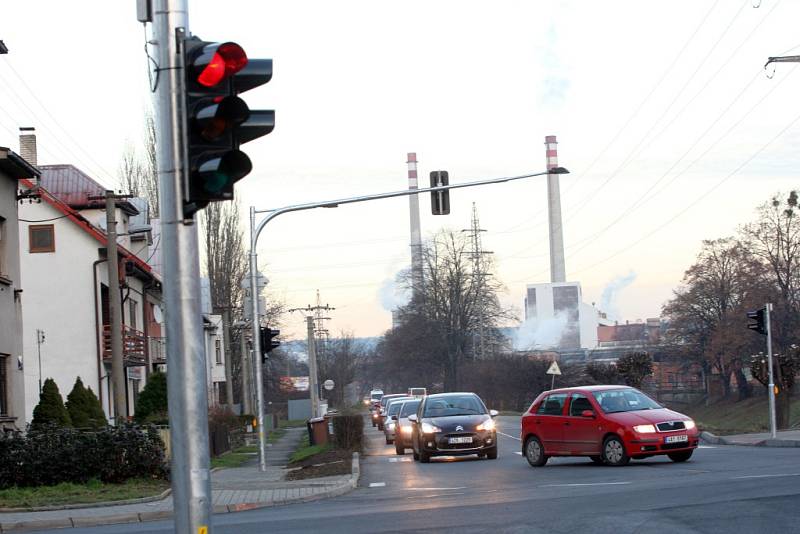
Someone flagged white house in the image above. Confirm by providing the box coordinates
[18,163,163,423]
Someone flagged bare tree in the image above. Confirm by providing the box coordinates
[396,230,513,390]
[316,332,366,408]
[118,111,159,217]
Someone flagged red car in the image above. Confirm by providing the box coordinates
[520,385,699,467]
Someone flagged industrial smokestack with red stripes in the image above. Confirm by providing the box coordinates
[546,135,566,283]
[407,152,423,296]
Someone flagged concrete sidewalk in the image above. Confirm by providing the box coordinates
[701,429,800,447]
[0,426,360,532]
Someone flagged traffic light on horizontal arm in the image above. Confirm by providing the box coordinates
[183,37,274,218]
[430,170,450,215]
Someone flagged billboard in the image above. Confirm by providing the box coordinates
[280,376,309,392]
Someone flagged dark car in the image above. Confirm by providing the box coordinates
[520,385,699,467]
[409,392,498,462]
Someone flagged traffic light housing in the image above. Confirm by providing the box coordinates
[430,170,450,215]
[747,308,767,335]
[259,327,280,361]
[182,37,275,218]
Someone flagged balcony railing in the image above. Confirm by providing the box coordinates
[149,337,167,364]
[102,325,146,366]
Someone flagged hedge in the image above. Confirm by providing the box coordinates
[331,414,364,451]
[0,425,168,489]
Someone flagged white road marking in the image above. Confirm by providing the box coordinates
[698,445,716,449]
[369,482,386,488]
[513,451,522,455]
[388,457,414,462]
[540,482,632,487]
[732,473,800,480]
[498,431,521,441]
[407,487,467,491]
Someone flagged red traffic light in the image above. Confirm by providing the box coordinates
[195,42,248,88]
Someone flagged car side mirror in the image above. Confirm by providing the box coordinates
[408,414,418,423]
[581,410,595,418]
[391,415,398,421]
[489,409,499,418]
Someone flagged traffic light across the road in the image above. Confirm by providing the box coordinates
[259,327,280,361]
[182,37,274,218]
[747,307,767,335]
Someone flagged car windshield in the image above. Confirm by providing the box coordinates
[399,401,420,417]
[371,392,382,400]
[423,395,485,417]
[387,401,407,416]
[593,389,662,413]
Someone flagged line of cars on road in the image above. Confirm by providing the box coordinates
[369,385,700,467]
[369,389,499,462]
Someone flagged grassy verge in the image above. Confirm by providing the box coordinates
[679,395,800,435]
[289,433,332,464]
[0,479,169,509]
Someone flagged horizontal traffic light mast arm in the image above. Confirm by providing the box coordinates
[252,167,568,241]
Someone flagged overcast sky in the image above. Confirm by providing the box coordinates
[3,1,800,339]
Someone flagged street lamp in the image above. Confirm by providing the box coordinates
[247,167,567,471]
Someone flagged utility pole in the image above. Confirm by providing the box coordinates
[462,203,492,358]
[239,324,252,415]
[147,0,213,530]
[289,298,334,418]
[88,190,132,421]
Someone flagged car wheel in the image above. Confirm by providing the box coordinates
[395,442,405,455]
[420,449,431,463]
[372,421,376,427]
[524,436,547,467]
[590,456,604,465]
[486,446,498,460]
[668,450,693,463]
[412,448,419,460]
[477,452,486,458]
[385,436,392,445]
[378,423,383,431]
[602,436,630,466]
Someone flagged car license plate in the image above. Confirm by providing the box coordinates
[448,436,473,444]
[665,435,688,444]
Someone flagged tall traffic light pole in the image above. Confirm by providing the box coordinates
[765,303,776,439]
[748,304,776,439]
[149,1,213,532]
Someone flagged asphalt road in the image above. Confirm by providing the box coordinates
[48,416,800,533]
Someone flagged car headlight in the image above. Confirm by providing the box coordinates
[476,418,495,431]
[633,424,656,434]
[388,422,395,430]
[421,422,441,434]
[401,425,413,435]
[683,420,696,430]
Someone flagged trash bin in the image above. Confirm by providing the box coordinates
[308,416,328,446]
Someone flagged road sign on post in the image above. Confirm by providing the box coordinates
[323,379,335,391]
[546,360,561,390]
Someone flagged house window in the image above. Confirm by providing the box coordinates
[215,339,222,364]
[0,354,8,417]
[29,224,55,253]
[129,299,138,330]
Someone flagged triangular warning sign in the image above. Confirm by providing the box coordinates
[546,361,561,375]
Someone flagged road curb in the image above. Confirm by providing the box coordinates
[0,488,172,514]
[0,453,361,532]
[700,430,800,448]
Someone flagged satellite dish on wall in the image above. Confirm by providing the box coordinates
[153,304,163,323]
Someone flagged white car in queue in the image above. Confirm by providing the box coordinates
[382,396,413,444]
[393,398,422,455]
